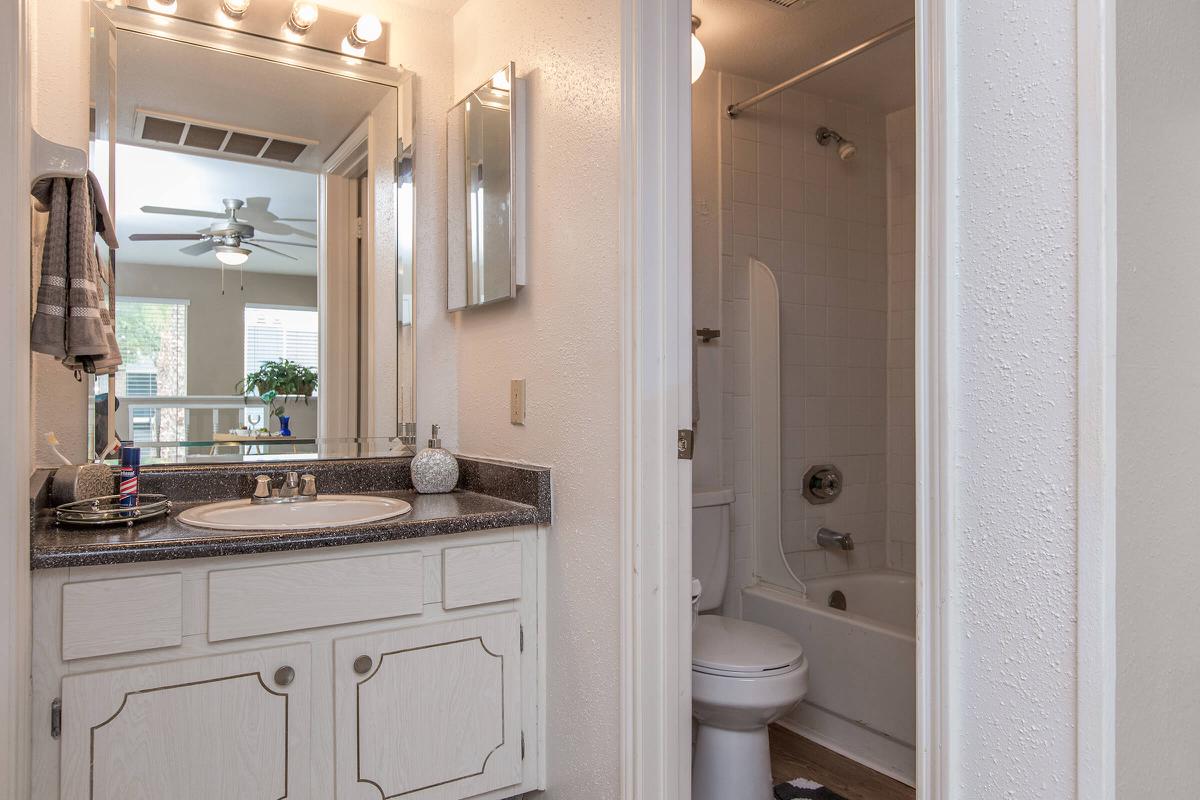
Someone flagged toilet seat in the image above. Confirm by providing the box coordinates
[692,615,805,678]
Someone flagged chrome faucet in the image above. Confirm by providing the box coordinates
[816,527,855,551]
[251,472,318,504]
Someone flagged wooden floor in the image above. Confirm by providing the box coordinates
[769,724,914,800]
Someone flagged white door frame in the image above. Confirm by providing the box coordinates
[620,1,1117,798]
[619,0,693,797]
[0,0,32,797]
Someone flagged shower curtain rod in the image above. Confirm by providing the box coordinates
[725,17,915,118]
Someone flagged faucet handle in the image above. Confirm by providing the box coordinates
[300,474,317,497]
[252,475,272,499]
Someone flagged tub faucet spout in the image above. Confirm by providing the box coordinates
[817,527,855,551]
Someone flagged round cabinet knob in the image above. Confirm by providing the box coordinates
[274,665,295,687]
[353,655,374,675]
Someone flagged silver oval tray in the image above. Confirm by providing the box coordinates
[55,494,172,527]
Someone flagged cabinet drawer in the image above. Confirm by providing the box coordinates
[208,552,423,641]
[442,541,523,610]
[62,574,182,660]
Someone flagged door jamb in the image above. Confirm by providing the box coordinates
[619,0,694,797]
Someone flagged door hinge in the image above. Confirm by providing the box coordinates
[355,217,364,239]
[677,429,694,460]
[50,698,61,739]
[520,731,525,760]
[519,624,524,652]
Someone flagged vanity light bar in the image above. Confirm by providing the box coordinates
[127,0,390,65]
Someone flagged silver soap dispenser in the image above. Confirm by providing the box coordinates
[410,424,459,494]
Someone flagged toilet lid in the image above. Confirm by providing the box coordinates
[692,615,804,674]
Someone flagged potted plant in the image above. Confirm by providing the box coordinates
[236,359,318,436]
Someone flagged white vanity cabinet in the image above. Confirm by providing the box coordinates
[60,644,311,800]
[335,613,522,800]
[32,527,545,800]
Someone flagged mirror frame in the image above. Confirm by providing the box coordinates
[89,1,416,456]
[447,62,525,311]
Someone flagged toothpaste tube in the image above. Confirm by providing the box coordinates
[119,446,140,515]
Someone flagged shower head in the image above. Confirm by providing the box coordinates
[815,126,857,161]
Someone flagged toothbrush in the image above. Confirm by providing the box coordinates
[44,432,72,466]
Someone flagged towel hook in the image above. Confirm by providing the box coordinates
[31,129,87,189]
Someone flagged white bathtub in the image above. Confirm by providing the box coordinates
[741,571,916,786]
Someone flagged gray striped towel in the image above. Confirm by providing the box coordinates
[31,172,121,374]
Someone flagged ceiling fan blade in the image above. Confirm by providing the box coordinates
[140,205,225,219]
[180,240,216,256]
[275,218,318,223]
[253,238,318,249]
[128,233,206,241]
[245,241,298,261]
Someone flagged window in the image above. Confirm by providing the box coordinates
[244,304,319,384]
[115,298,188,442]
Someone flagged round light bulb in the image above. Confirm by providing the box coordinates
[147,0,178,14]
[691,32,706,84]
[288,1,319,32]
[214,246,250,266]
[352,14,383,44]
[221,0,250,17]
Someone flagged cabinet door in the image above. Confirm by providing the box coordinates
[60,643,310,800]
[335,612,521,800]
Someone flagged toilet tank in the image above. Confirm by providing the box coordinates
[692,489,734,612]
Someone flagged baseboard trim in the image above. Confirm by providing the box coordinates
[776,705,916,788]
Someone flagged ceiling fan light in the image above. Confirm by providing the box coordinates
[214,245,250,266]
[347,14,382,48]
[287,1,318,33]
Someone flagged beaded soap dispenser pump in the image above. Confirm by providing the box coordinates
[411,424,459,494]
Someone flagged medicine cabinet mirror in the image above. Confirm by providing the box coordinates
[447,63,525,311]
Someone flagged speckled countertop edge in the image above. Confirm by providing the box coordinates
[31,455,551,569]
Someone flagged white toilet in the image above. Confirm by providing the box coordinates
[692,491,808,800]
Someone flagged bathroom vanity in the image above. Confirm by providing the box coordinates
[28,457,550,800]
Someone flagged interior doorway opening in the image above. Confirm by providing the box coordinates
[688,3,918,797]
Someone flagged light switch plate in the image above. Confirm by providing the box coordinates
[510,379,526,425]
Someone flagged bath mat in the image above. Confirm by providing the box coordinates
[773,777,848,800]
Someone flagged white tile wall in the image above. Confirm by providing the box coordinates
[885,106,916,574]
[716,73,894,599]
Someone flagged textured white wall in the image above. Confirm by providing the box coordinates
[951,0,1079,794]
[451,0,622,795]
[1115,1,1200,794]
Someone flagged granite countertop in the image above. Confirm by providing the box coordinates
[31,456,551,569]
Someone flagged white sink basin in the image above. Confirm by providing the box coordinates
[176,495,412,531]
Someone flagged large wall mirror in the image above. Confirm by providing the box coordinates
[447,63,525,310]
[74,3,414,462]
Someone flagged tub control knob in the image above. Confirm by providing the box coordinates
[803,464,843,505]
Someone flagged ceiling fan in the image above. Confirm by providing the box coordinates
[128,198,316,293]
